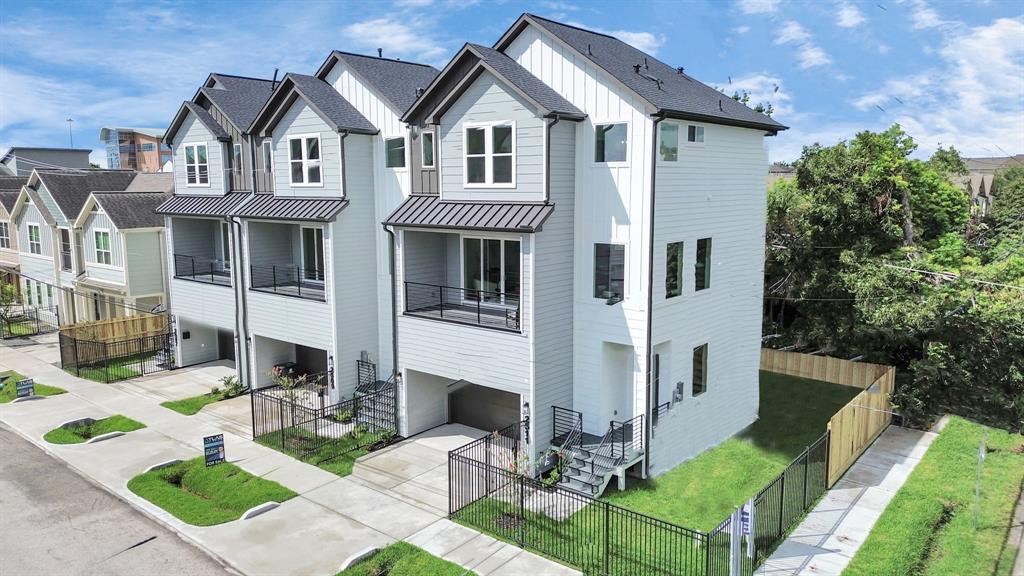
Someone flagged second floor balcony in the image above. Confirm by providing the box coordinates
[246,221,326,303]
[404,282,520,331]
[173,253,232,286]
[250,263,325,301]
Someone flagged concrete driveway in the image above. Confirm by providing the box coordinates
[352,424,486,516]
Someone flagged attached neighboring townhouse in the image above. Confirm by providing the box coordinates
[387,13,786,491]
[7,169,172,323]
[0,176,29,289]
[72,173,173,318]
[158,58,439,397]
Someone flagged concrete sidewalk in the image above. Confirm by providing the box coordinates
[0,335,578,576]
[758,426,938,576]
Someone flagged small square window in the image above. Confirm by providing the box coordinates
[665,241,683,298]
[692,344,708,396]
[385,137,406,168]
[687,125,704,143]
[595,123,627,162]
[660,123,679,161]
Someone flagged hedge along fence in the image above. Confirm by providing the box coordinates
[760,348,895,487]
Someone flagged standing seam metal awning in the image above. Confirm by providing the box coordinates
[384,195,554,232]
[229,194,349,222]
[156,193,251,217]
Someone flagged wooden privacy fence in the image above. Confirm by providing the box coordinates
[60,314,168,343]
[760,348,895,487]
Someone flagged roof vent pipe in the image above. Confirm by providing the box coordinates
[270,68,279,91]
[588,43,593,55]
[677,66,684,74]
[378,48,383,57]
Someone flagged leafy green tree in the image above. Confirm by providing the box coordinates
[926,145,969,177]
[908,161,970,242]
[991,164,1024,239]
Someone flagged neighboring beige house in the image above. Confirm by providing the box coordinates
[958,155,1024,217]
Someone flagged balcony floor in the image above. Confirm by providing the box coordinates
[405,302,520,331]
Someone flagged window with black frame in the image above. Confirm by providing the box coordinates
[692,343,708,396]
[666,241,683,298]
[594,243,625,302]
[695,238,712,291]
[462,238,519,304]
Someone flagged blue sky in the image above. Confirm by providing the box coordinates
[1,0,1021,165]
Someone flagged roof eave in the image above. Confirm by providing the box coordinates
[402,44,475,123]
[658,109,788,134]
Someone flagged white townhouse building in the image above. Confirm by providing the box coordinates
[388,13,786,492]
[158,57,438,398]
[6,170,172,323]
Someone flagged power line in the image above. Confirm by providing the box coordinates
[881,263,1024,292]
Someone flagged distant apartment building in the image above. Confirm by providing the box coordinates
[100,127,172,172]
[0,147,92,176]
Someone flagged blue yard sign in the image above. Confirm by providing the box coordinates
[16,378,34,399]
[204,434,225,467]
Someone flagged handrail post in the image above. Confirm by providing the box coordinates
[403,282,408,313]
[272,265,277,292]
[439,285,444,317]
[297,267,301,297]
[477,295,481,325]
[191,257,195,279]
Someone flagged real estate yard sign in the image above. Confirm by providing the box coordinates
[16,378,34,398]
[204,434,225,467]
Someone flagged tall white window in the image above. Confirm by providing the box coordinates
[462,238,520,303]
[659,123,679,162]
[301,227,324,282]
[94,230,111,265]
[184,143,209,186]
[385,137,406,168]
[220,222,231,270]
[0,222,9,249]
[464,122,514,187]
[27,224,41,254]
[288,135,322,185]
[232,143,243,186]
[421,131,435,168]
[261,140,273,174]
[595,123,627,162]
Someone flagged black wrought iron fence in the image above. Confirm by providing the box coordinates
[59,330,174,383]
[173,253,232,285]
[252,374,398,465]
[404,281,521,331]
[0,305,59,339]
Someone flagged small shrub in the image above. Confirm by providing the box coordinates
[220,375,244,399]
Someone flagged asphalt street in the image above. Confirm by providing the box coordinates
[0,422,232,576]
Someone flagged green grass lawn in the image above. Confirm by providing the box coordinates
[602,371,860,531]
[2,319,36,337]
[73,355,145,383]
[43,415,146,444]
[127,457,297,526]
[844,416,1024,576]
[255,425,373,477]
[0,370,66,403]
[161,391,227,415]
[336,542,470,576]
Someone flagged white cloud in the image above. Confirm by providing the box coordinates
[850,17,1024,157]
[877,43,891,54]
[539,1,580,11]
[910,0,944,29]
[566,21,665,54]
[736,0,780,15]
[718,73,794,117]
[341,17,450,63]
[836,3,865,28]
[734,25,751,34]
[774,21,832,69]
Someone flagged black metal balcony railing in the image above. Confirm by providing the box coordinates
[250,264,326,302]
[173,253,232,286]
[404,281,520,331]
[60,250,73,271]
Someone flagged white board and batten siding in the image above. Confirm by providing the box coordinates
[172,114,225,195]
[81,209,126,286]
[439,70,546,203]
[271,101,342,198]
[505,25,657,431]
[647,122,768,475]
[323,60,408,372]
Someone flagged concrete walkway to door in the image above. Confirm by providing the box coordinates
[758,425,938,575]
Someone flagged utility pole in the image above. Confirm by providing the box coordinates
[66,118,74,147]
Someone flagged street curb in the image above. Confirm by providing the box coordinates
[86,431,124,444]
[0,419,243,576]
[240,501,279,520]
[338,546,379,572]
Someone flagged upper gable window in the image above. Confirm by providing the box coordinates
[659,123,679,162]
[184,144,209,186]
[687,125,705,144]
[0,222,9,249]
[94,230,112,265]
[385,137,406,169]
[421,132,435,168]
[288,135,322,186]
[464,122,515,187]
[27,224,41,254]
[595,123,627,162]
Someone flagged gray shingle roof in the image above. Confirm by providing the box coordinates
[36,170,136,221]
[125,172,174,193]
[92,192,172,229]
[508,14,786,132]
[284,74,378,134]
[202,74,276,132]
[156,193,251,217]
[467,44,583,118]
[385,195,555,232]
[322,52,440,114]
[230,194,348,222]
[0,189,20,212]
[181,101,231,140]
